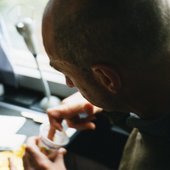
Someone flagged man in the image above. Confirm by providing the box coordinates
[23,0,170,169]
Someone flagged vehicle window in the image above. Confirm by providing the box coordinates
[0,0,65,85]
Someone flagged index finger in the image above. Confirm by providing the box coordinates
[47,103,93,119]
[47,126,56,140]
[47,103,94,125]
[47,103,94,139]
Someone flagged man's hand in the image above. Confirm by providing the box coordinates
[47,92,102,140]
[23,136,67,170]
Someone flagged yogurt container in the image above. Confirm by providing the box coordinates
[39,123,69,154]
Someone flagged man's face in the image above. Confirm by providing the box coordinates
[43,44,127,112]
[48,56,116,111]
[42,29,119,110]
[42,7,107,108]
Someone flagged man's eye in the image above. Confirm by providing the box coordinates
[65,76,74,87]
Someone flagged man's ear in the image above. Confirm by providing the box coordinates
[91,65,121,94]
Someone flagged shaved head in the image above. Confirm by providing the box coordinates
[42,0,170,116]
[43,0,170,70]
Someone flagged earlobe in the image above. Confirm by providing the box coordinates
[91,65,121,94]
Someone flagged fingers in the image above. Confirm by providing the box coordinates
[24,136,54,170]
[47,103,95,127]
[23,152,34,170]
[53,148,67,170]
[58,148,67,155]
[26,137,46,160]
[83,103,94,114]
[47,103,93,120]
[66,120,96,130]
[47,94,101,142]
[23,137,42,170]
[66,111,96,130]
[8,158,17,170]
[47,126,56,140]
[25,137,50,169]
[48,148,67,161]
[47,102,96,140]
[26,136,40,152]
[24,136,67,170]
[65,103,96,130]
[47,104,74,132]
[24,147,49,170]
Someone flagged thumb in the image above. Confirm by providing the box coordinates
[54,148,67,169]
[58,147,67,154]
[54,148,67,162]
[48,148,67,161]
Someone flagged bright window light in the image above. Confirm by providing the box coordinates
[0,0,66,85]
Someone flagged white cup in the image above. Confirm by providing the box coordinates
[39,123,69,154]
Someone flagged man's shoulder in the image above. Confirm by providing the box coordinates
[119,128,170,170]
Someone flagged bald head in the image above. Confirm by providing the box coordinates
[43,0,170,70]
[42,0,170,116]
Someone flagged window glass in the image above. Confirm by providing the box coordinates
[0,0,65,84]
